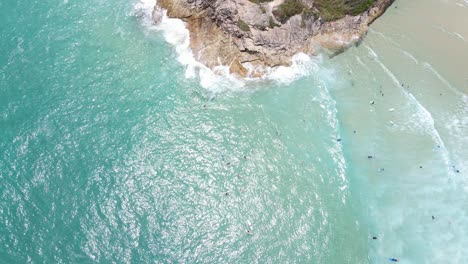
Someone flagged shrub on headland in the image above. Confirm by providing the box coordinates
[245,0,377,26]
[237,19,251,31]
[272,0,304,23]
[314,0,376,21]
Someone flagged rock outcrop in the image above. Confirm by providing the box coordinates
[154,0,394,77]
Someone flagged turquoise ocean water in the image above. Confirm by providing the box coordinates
[1,0,467,263]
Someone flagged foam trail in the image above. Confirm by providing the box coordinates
[307,67,350,203]
[134,0,245,92]
[422,62,468,101]
[355,56,366,67]
[369,29,421,66]
[363,44,468,263]
[133,0,157,25]
[364,44,454,178]
[401,50,419,64]
[433,25,468,44]
[369,28,401,48]
[258,53,322,84]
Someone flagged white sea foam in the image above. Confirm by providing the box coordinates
[364,44,468,263]
[133,0,245,92]
[364,44,455,177]
[256,53,322,84]
[422,62,468,102]
[133,0,157,23]
[434,25,468,44]
[401,50,419,64]
[369,28,401,48]
[133,0,348,202]
[134,0,321,92]
[308,68,349,202]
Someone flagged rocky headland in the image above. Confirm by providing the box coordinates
[153,0,395,77]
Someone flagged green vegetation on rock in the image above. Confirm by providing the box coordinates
[314,0,376,21]
[269,16,279,28]
[269,0,376,24]
[243,0,377,28]
[237,19,251,31]
[272,0,304,24]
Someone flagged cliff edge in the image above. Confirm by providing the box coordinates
[153,0,394,77]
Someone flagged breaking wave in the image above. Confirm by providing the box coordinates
[133,0,322,92]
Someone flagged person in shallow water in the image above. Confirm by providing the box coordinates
[389,258,398,262]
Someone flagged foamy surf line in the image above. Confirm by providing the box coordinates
[364,44,456,178]
[134,0,321,92]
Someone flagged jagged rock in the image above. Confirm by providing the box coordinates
[229,59,249,76]
[155,0,395,77]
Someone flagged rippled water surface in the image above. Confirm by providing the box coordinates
[1,0,467,263]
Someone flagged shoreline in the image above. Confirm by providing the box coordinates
[153,0,395,77]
